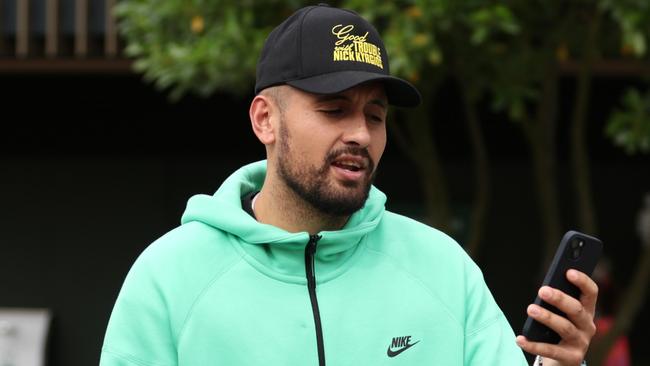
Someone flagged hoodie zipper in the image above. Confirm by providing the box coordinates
[305,234,325,366]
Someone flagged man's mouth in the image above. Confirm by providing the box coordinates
[331,159,364,172]
[331,155,367,172]
[329,154,371,183]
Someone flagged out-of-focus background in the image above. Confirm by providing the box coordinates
[0,1,649,365]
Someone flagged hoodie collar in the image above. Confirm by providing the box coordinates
[180,160,386,282]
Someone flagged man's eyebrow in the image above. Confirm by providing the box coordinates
[315,95,387,109]
[315,95,349,103]
[369,98,387,109]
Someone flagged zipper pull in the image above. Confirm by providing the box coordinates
[305,234,322,289]
[307,234,321,254]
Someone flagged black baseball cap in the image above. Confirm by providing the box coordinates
[255,4,421,107]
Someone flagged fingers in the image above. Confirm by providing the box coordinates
[536,284,597,341]
[516,335,585,366]
[518,299,589,364]
[539,269,598,334]
[525,301,582,342]
[566,269,598,314]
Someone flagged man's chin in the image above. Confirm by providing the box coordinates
[313,184,371,216]
[313,198,366,217]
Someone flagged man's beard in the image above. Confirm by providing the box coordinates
[276,120,376,217]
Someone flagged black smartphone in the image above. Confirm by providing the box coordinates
[521,230,603,344]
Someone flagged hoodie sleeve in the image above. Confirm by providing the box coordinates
[463,260,529,365]
[100,251,177,366]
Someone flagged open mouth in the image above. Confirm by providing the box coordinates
[329,155,370,182]
[331,160,364,172]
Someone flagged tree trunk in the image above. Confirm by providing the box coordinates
[526,124,562,268]
[522,52,563,268]
[570,12,600,236]
[458,80,490,259]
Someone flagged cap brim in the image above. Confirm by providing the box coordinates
[286,70,421,108]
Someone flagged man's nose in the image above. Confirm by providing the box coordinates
[341,113,371,147]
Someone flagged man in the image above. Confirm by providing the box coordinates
[101,4,597,365]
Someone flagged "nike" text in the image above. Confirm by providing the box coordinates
[387,336,420,357]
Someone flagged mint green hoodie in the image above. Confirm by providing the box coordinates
[101,160,528,365]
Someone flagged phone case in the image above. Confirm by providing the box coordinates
[521,230,603,344]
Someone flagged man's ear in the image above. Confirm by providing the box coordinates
[249,95,277,145]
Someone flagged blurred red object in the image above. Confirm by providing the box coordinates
[594,316,631,366]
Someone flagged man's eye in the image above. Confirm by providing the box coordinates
[321,109,343,115]
[369,114,384,123]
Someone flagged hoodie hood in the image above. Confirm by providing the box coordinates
[181,160,386,282]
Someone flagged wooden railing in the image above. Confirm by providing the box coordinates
[0,0,131,73]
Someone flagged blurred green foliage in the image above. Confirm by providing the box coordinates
[115,0,520,100]
[600,0,650,57]
[115,0,650,153]
[115,0,303,100]
[341,1,520,94]
[606,88,650,154]
[598,1,650,155]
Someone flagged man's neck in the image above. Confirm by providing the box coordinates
[253,179,348,235]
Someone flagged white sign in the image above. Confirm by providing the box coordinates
[0,308,50,366]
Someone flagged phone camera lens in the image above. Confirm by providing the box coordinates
[572,248,581,259]
[569,239,584,260]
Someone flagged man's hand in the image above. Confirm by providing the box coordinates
[516,269,599,366]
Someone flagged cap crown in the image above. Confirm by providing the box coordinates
[255,5,390,94]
